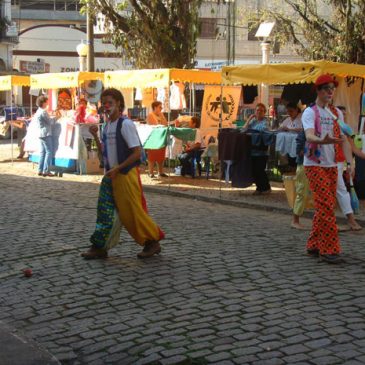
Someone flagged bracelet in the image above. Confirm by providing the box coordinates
[347,162,351,166]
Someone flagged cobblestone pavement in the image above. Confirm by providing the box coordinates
[1,171,365,365]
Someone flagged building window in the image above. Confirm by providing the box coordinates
[247,21,259,41]
[18,0,79,11]
[200,18,218,39]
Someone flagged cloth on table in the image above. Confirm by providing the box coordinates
[231,133,254,188]
[135,123,153,145]
[218,128,242,160]
[275,132,298,158]
[169,127,196,142]
[218,129,254,188]
[143,127,167,150]
[166,136,183,159]
[249,129,276,156]
[142,127,196,150]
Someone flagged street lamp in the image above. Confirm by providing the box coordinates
[76,41,88,72]
[255,22,275,107]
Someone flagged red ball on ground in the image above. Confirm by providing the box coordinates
[22,269,32,277]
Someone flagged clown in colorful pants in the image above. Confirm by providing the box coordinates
[304,166,341,255]
[90,167,164,250]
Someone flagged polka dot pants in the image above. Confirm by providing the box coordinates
[305,166,341,255]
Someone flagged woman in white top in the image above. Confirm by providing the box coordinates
[279,102,302,132]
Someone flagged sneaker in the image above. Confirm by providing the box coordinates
[307,248,319,257]
[81,246,108,260]
[43,173,55,177]
[137,241,161,259]
[38,172,43,176]
[319,254,344,264]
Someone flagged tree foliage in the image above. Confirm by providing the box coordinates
[81,0,203,69]
[253,0,365,64]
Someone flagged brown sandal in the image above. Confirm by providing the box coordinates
[137,241,161,259]
[81,246,108,260]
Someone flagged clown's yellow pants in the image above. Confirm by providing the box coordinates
[90,167,164,250]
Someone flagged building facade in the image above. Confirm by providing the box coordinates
[196,0,302,70]
[0,0,18,72]
[11,0,126,74]
[11,0,302,75]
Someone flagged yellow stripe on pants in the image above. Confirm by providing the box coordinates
[112,167,163,246]
[293,165,309,216]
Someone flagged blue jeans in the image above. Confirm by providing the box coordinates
[39,136,53,174]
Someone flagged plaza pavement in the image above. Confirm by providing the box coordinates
[1,169,365,365]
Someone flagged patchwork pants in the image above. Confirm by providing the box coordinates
[304,166,341,255]
[90,167,164,250]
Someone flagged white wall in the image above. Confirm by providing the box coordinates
[13,26,129,72]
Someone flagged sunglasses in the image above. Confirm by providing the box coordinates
[320,85,336,92]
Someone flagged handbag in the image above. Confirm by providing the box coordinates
[0,121,10,136]
[354,117,365,149]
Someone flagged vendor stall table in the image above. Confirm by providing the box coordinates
[0,75,30,162]
[26,72,105,174]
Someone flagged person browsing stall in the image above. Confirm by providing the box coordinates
[243,103,271,195]
[146,101,168,178]
[178,116,203,177]
[279,102,303,132]
[34,95,57,177]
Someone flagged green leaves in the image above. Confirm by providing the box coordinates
[81,0,202,68]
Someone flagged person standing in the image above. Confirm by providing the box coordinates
[34,95,56,177]
[302,75,354,264]
[146,101,168,178]
[81,88,164,260]
[244,103,271,195]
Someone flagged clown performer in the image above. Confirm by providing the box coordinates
[302,75,354,264]
[81,88,165,259]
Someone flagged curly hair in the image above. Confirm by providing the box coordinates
[101,88,125,112]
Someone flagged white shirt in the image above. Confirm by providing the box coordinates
[281,114,302,130]
[104,118,140,168]
[194,128,204,146]
[302,106,343,167]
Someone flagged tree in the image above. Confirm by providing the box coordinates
[81,0,203,69]
[251,0,365,64]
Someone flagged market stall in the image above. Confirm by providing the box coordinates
[0,75,31,161]
[222,60,365,131]
[25,72,104,175]
[222,60,365,200]
[104,68,228,166]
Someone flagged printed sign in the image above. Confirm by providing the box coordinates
[201,85,241,136]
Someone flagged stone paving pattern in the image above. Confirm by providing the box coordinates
[1,171,365,365]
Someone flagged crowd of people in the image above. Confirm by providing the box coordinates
[19,75,363,264]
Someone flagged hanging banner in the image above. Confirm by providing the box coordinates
[201,85,241,136]
[142,88,156,108]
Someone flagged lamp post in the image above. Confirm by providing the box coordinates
[260,41,270,107]
[255,22,275,108]
[76,41,88,72]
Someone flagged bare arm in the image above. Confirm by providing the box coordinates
[89,125,102,155]
[305,128,342,144]
[348,137,365,159]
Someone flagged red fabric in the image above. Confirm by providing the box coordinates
[305,166,341,255]
[136,167,165,241]
[315,74,338,87]
[147,148,166,164]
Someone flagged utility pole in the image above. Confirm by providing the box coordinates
[86,5,95,72]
